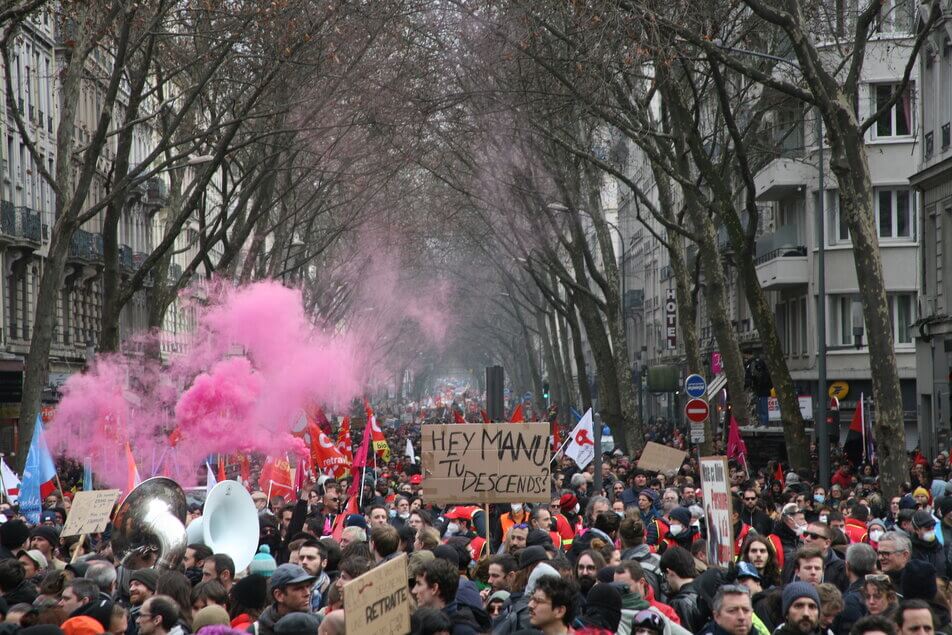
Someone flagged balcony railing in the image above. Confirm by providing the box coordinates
[146,177,169,205]
[0,202,43,244]
[119,244,134,271]
[69,229,104,262]
[755,245,807,265]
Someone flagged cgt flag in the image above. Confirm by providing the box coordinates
[364,401,390,463]
[564,408,596,470]
[310,425,349,479]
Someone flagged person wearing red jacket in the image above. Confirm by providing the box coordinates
[831,464,853,490]
[843,504,871,544]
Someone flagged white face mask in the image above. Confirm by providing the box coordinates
[573,504,580,514]
[399,511,409,519]
[869,529,884,543]
[819,514,828,524]
[795,524,807,536]
[511,503,523,514]
[446,522,460,536]
[669,524,684,536]
[923,529,937,542]
[616,511,625,518]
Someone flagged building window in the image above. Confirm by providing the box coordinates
[831,293,915,347]
[875,188,915,239]
[873,83,913,138]
[874,0,914,34]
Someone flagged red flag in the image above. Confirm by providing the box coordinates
[239,455,250,485]
[217,455,226,482]
[168,427,183,448]
[509,403,524,423]
[259,456,293,495]
[552,421,562,453]
[306,404,333,436]
[727,416,748,469]
[480,409,491,424]
[774,462,785,489]
[309,424,349,479]
[331,495,359,542]
[364,400,390,462]
[336,417,354,471]
[453,409,465,424]
[348,420,374,497]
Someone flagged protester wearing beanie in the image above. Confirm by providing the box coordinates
[0,521,30,560]
[191,606,230,633]
[777,582,821,635]
[579,583,623,632]
[248,546,277,578]
[61,616,104,635]
[229,574,268,631]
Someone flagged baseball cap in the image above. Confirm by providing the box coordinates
[268,564,316,592]
[17,549,48,570]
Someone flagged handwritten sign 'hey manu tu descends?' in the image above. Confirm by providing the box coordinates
[421,423,551,504]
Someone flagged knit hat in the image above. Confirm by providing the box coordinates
[248,545,277,577]
[899,494,917,510]
[639,489,659,504]
[782,581,821,617]
[902,560,939,601]
[29,525,59,547]
[914,486,931,500]
[582,583,623,632]
[596,565,616,584]
[526,528,553,548]
[518,546,548,570]
[432,544,460,568]
[230,574,268,611]
[130,569,159,592]
[192,606,231,632]
[867,518,887,531]
[559,493,578,513]
[0,520,29,550]
[344,514,368,529]
[912,510,936,529]
[937,496,952,519]
[668,507,691,526]
[61,616,104,635]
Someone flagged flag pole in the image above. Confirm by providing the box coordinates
[0,453,8,506]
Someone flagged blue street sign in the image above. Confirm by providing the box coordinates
[523,392,533,402]
[685,373,707,398]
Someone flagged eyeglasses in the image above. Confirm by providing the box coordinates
[877,550,897,557]
[743,496,757,501]
[802,531,828,541]
[513,523,528,530]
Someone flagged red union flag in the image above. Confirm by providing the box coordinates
[336,416,354,465]
[259,455,293,495]
[309,423,349,479]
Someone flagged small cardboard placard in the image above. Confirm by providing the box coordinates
[637,442,687,474]
[61,489,121,537]
[421,423,551,504]
[343,553,410,635]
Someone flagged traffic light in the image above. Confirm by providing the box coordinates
[542,379,550,400]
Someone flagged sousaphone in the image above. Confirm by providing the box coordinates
[185,480,260,572]
[111,477,188,570]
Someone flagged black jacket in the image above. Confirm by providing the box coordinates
[668,580,704,633]
[832,579,867,635]
[911,534,952,579]
[769,521,800,566]
[740,507,772,536]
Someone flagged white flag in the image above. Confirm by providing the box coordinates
[565,408,596,470]
[405,438,416,464]
[0,458,19,503]
[206,462,217,494]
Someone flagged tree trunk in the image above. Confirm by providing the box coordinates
[831,119,907,497]
[566,296,593,412]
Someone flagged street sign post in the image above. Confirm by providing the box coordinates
[685,398,709,423]
[684,374,707,398]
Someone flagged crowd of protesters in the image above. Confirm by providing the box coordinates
[1,408,951,635]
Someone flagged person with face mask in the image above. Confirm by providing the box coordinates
[767,504,806,570]
[909,510,951,579]
[660,508,700,552]
[866,518,886,550]
[500,503,529,540]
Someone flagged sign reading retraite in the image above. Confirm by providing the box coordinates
[700,456,734,568]
[61,489,121,537]
[344,553,410,635]
[422,423,551,504]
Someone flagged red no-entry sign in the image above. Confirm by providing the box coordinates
[685,398,709,423]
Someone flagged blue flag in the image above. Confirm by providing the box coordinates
[570,407,583,423]
[83,457,93,491]
[20,415,57,523]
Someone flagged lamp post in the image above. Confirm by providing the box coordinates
[712,43,829,487]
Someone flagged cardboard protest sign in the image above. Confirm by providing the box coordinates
[637,442,687,474]
[343,553,410,635]
[61,489,121,537]
[700,456,734,567]
[421,423,551,504]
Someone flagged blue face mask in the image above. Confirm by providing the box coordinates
[814,494,825,504]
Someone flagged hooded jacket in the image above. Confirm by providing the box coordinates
[70,594,114,631]
[614,583,691,635]
[492,563,560,634]
[248,604,282,635]
[667,580,704,633]
[911,533,952,579]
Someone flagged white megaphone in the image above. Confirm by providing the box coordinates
[187,480,260,572]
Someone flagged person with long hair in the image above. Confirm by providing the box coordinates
[863,574,899,619]
[739,534,781,589]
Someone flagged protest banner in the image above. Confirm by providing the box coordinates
[421,423,550,504]
[61,489,121,537]
[344,553,410,635]
[700,456,734,567]
[637,442,687,474]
